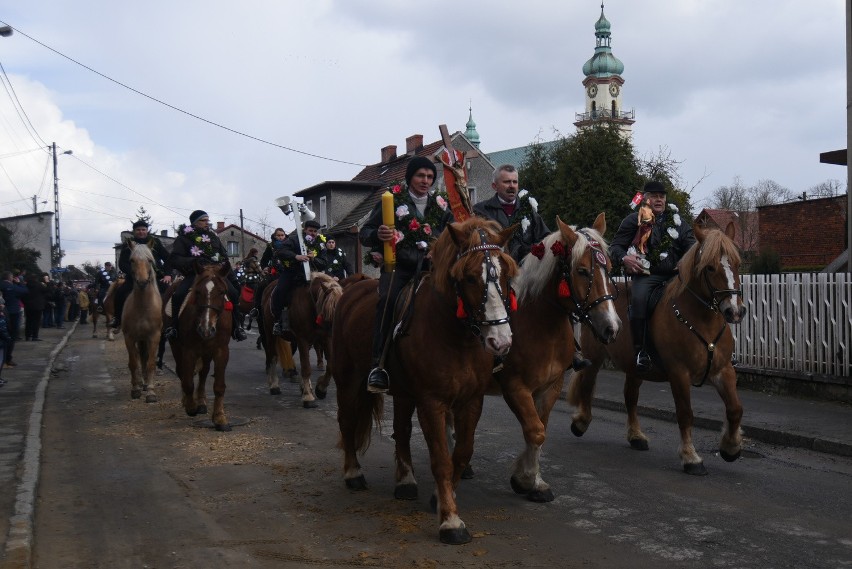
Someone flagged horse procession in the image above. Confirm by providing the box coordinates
[94,148,748,546]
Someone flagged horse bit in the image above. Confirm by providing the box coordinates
[563,229,618,342]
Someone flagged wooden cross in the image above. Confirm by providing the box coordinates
[435,124,478,222]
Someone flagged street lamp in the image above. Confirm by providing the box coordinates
[0,26,12,38]
[52,143,72,269]
[275,196,316,280]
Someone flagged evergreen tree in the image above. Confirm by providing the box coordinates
[134,206,153,231]
[0,226,42,274]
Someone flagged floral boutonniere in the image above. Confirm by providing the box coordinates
[178,224,220,261]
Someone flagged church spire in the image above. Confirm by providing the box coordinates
[464,102,480,149]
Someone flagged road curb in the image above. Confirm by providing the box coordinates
[2,323,76,569]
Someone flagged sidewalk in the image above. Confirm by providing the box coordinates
[0,323,851,567]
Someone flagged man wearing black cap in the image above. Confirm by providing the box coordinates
[164,210,247,341]
[610,181,695,372]
[270,218,328,335]
[111,219,172,328]
[359,156,454,393]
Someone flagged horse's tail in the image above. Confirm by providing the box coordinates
[314,275,343,323]
[349,392,385,454]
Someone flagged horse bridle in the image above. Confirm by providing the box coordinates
[563,229,618,341]
[454,228,513,336]
[673,251,744,387]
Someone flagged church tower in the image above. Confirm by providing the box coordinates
[574,3,634,137]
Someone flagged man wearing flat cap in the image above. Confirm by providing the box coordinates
[111,219,171,329]
[358,156,454,393]
[610,181,695,372]
[165,210,247,341]
[270,218,328,335]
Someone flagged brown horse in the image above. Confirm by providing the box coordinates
[491,214,621,501]
[92,279,122,340]
[567,222,746,475]
[121,244,163,402]
[259,273,341,406]
[165,263,235,431]
[332,217,517,545]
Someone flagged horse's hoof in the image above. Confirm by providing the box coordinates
[145,394,158,403]
[460,464,474,479]
[570,422,586,437]
[439,527,471,545]
[269,387,281,395]
[526,488,554,503]
[683,462,708,476]
[185,408,198,417]
[720,448,741,463]
[303,400,318,409]
[196,404,208,415]
[629,438,650,451]
[315,387,326,400]
[394,483,418,501]
[510,475,531,495]
[131,389,142,400]
[345,475,368,491]
[215,423,232,432]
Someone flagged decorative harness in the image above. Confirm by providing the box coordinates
[454,228,514,338]
[562,230,618,343]
[672,254,743,387]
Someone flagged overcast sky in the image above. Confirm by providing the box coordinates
[0,0,847,268]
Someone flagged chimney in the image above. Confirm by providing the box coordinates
[381,145,397,163]
[406,134,423,154]
[216,221,225,231]
[160,230,167,237]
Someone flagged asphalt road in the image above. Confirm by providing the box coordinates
[27,327,852,568]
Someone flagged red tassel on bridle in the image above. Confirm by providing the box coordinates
[558,279,571,298]
[315,315,324,325]
[224,300,234,311]
[456,297,468,319]
[509,289,518,311]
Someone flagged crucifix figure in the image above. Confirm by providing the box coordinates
[435,124,478,221]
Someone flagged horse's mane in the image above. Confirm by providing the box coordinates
[664,227,741,300]
[514,225,609,303]
[431,217,517,295]
[130,243,155,264]
[310,272,343,321]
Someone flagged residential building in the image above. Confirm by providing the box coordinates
[0,212,55,274]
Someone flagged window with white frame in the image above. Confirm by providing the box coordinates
[319,197,327,227]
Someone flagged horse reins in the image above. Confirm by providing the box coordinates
[562,230,618,343]
[454,228,513,337]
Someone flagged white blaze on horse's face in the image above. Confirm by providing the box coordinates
[596,261,621,341]
[480,254,512,356]
[719,254,745,323]
[197,280,218,338]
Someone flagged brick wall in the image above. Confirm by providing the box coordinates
[758,195,847,269]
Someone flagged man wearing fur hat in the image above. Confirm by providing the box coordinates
[359,156,454,393]
[271,218,328,336]
[164,210,247,341]
[111,219,172,329]
[610,181,695,372]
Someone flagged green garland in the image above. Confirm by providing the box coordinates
[177,224,221,261]
[645,203,682,266]
[509,189,539,234]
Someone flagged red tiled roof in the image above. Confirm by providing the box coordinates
[696,208,758,251]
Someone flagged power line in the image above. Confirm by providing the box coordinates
[0,59,49,149]
[2,21,368,168]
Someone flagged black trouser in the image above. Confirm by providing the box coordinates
[371,268,416,365]
[271,270,304,317]
[629,274,669,321]
[4,312,20,362]
[24,310,42,340]
[112,277,134,323]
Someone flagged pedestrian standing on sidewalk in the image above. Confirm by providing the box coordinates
[23,273,48,341]
[0,296,11,386]
[0,271,27,367]
[78,286,90,324]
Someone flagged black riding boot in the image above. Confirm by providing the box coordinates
[272,307,289,336]
[232,308,247,341]
[163,297,179,340]
[367,330,390,394]
[631,317,651,373]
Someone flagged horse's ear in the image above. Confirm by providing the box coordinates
[592,212,606,235]
[499,223,519,248]
[218,260,231,277]
[556,216,579,247]
[693,222,706,243]
[446,222,465,247]
[724,221,736,240]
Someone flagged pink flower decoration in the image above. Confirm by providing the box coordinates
[409,219,420,231]
[190,246,202,257]
[183,226,194,234]
[392,184,402,194]
[436,196,448,210]
[396,204,410,218]
[393,230,403,244]
[423,224,432,235]
[201,234,211,243]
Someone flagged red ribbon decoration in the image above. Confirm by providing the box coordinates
[509,289,518,311]
[315,315,324,325]
[456,297,468,319]
[558,279,571,298]
[224,300,234,311]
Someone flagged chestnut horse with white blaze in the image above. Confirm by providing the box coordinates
[568,222,746,475]
[121,243,163,402]
[332,217,517,545]
[490,213,620,501]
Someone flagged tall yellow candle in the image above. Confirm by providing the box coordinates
[381,190,396,272]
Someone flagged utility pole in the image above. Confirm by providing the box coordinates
[52,143,61,269]
[239,208,245,258]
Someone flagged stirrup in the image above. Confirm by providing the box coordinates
[163,327,178,340]
[109,318,120,328]
[367,367,389,394]
[248,307,259,318]
[635,350,652,373]
[233,327,247,341]
[272,322,284,336]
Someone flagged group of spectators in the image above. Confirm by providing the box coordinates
[0,269,101,387]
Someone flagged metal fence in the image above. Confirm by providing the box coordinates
[734,273,852,377]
